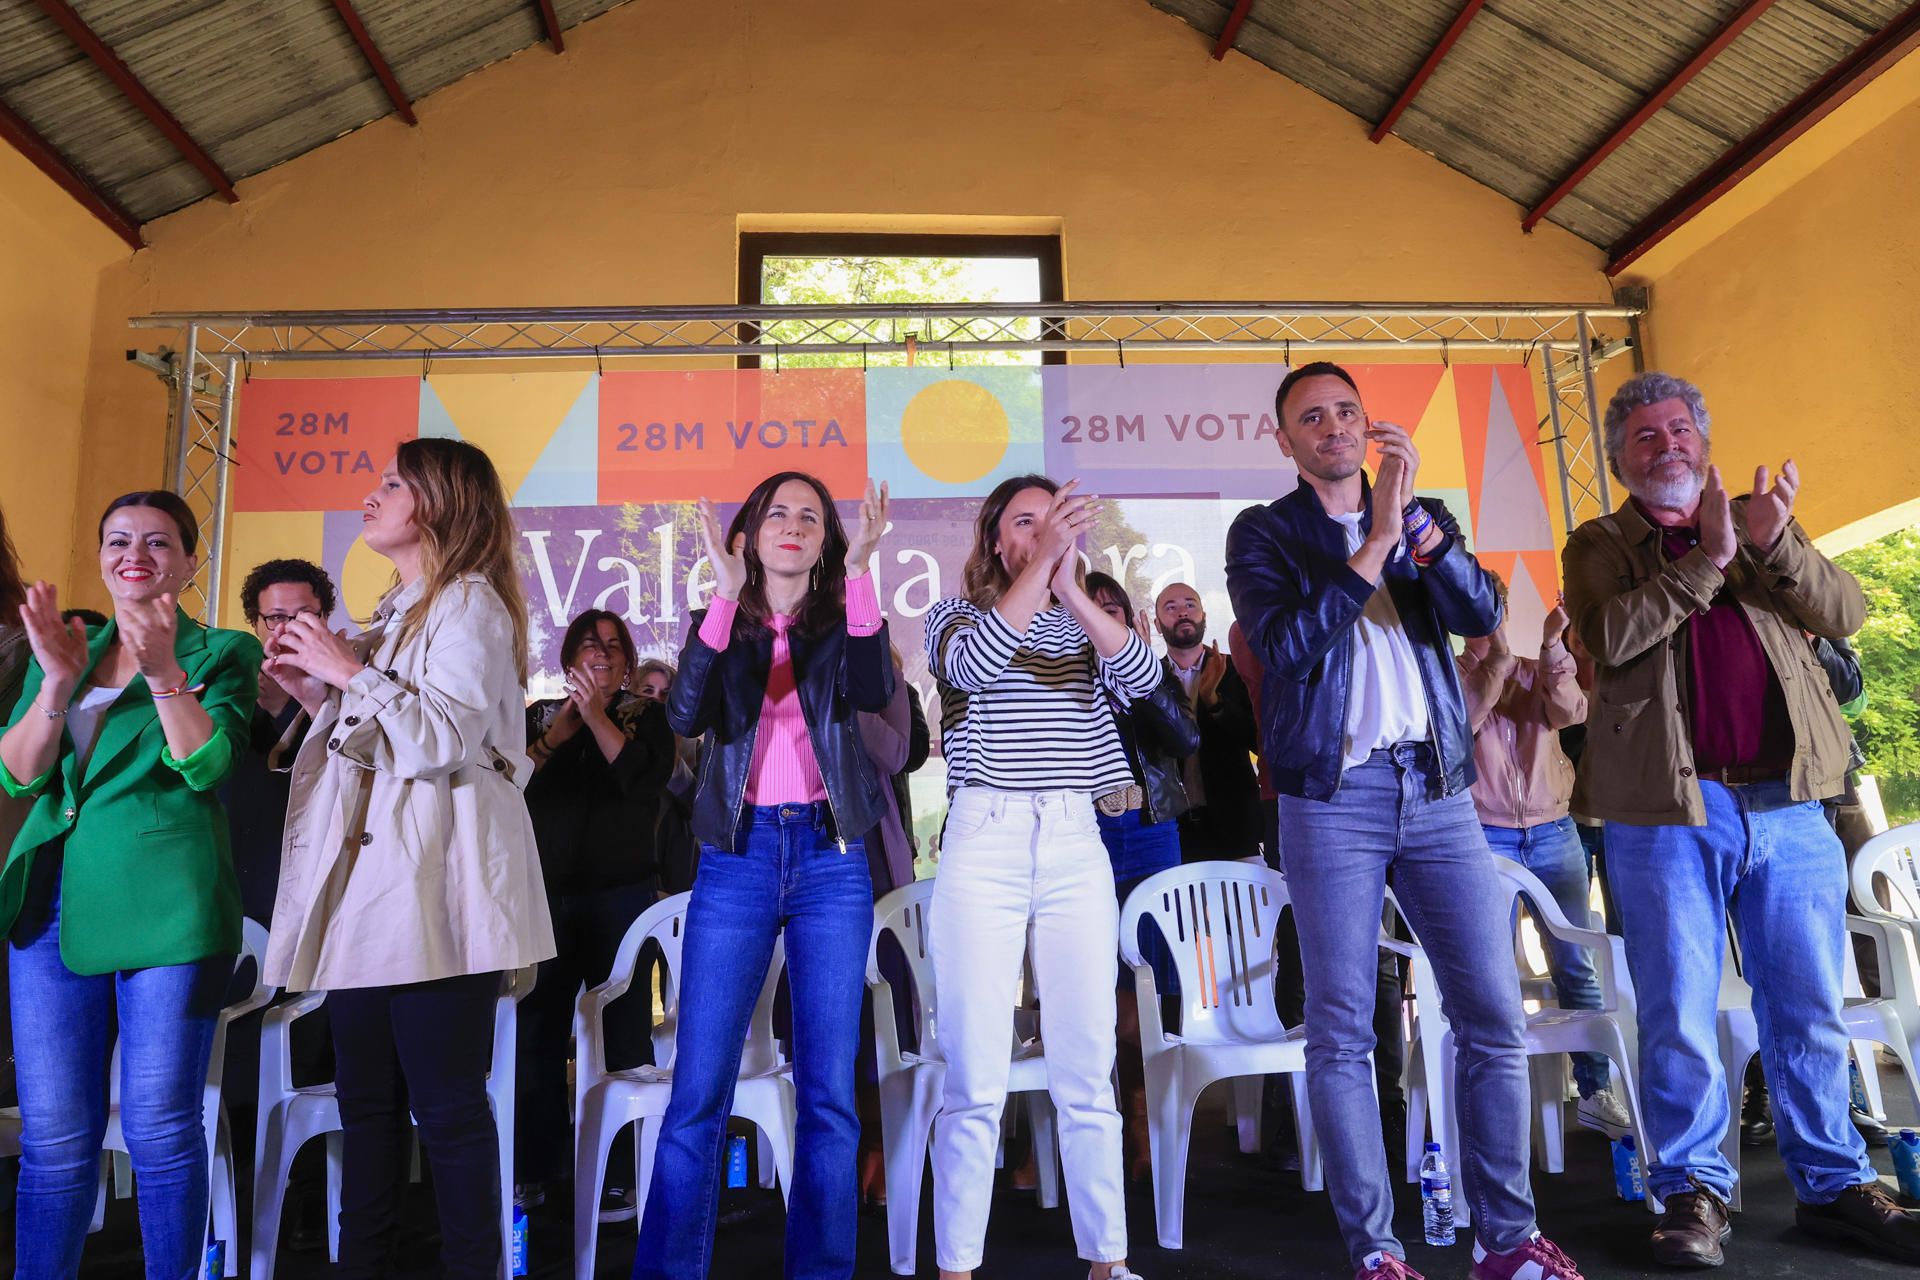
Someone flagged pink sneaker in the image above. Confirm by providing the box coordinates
[1355,1254,1425,1280]
[1470,1233,1584,1280]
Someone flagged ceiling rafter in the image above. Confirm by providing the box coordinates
[30,0,238,203]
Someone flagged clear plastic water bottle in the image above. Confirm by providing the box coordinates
[510,1196,529,1277]
[1850,1059,1870,1112]
[1419,1141,1456,1246]
[1611,1134,1646,1201]
[202,1240,225,1279]
[1893,1129,1920,1200]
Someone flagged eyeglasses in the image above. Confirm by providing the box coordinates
[261,608,323,628]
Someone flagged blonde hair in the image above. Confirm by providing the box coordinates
[390,437,530,682]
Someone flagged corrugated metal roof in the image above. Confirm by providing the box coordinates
[1147,0,1906,249]
[0,0,629,225]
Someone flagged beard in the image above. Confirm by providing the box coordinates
[1624,452,1706,510]
[1165,617,1207,649]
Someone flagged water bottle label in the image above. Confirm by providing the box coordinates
[726,1133,749,1189]
[1850,1061,1871,1112]
[203,1241,224,1280]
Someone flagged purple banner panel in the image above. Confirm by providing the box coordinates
[1040,365,1299,499]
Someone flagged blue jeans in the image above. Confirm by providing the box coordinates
[1605,780,1874,1204]
[1279,745,1536,1266]
[633,803,872,1280]
[1098,807,1182,994]
[1482,817,1610,1097]
[10,867,226,1280]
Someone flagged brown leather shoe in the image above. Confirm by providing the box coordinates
[1651,1185,1731,1268]
[1796,1181,1920,1263]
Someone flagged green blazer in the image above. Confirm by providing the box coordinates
[0,612,263,975]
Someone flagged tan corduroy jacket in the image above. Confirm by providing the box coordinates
[265,575,556,990]
[1561,496,1863,827]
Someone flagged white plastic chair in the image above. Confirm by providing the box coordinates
[97,918,271,1275]
[572,892,796,1280]
[865,880,1062,1276]
[1400,864,1645,1216]
[250,965,538,1280]
[1118,861,1321,1249]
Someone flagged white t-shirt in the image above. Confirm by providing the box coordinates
[1329,512,1431,768]
[66,685,126,766]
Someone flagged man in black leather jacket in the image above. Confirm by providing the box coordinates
[1225,362,1581,1280]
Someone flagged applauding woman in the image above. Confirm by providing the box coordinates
[264,439,554,1280]
[924,476,1159,1280]
[633,471,894,1280]
[1,490,261,1279]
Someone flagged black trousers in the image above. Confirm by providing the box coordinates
[330,970,502,1280]
[515,881,659,1187]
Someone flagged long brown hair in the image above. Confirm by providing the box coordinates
[962,474,1058,609]
[389,437,531,682]
[725,471,850,635]
[0,504,24,622]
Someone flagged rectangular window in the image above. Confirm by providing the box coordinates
[738,232,1064,368]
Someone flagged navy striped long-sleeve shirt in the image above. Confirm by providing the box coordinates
[925,597,1161,794]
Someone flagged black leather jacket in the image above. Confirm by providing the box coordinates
[1112,668,1202,826]
[668,608,895,852]
[1225,475,1501,801]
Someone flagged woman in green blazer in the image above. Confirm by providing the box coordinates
[0,489,261,1280]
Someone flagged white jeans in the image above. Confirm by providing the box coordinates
[929,787,1128,1271]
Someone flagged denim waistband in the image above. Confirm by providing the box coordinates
[739,801,837,837]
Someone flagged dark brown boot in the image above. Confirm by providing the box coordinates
[1651,1184,1731,1268]
[1796,1182,1920,1264]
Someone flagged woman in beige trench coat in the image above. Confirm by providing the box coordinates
[265,437,555,1280]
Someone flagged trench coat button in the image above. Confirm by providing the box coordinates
[493,758,508,772]
[358,832,373,846]
[327,738,341,751]
[62,807,75,822]
[344,715,360,726]
[1680,766,1695,778]
[1612,723,1624,734]
[384,669,399,680]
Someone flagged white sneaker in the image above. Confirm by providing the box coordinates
[1576,1087,1632,1138]
[1099,1270,1146,1280]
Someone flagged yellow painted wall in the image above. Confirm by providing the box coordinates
[1621,48,1920,542]
[66,0,1621,614]
[0,144,127,597]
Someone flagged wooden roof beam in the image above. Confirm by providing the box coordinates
[1212,0,1255,60]
[1607,0,1920,275]
[1524,0,1779,233]
[534,0,565,53]
[30,0,237,203]
[330,0,416,126]
[1370,0,1487,143]
[0,97,141,249]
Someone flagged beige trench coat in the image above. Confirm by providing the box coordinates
[265,575,555,990]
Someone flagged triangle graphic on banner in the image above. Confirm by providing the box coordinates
[425,372,593,497]
[514,378,600,507]
[1411,367,1468,491]
[1474,371,1554,552]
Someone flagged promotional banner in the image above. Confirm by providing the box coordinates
[226,361,1561,822]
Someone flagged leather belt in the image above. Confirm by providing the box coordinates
[1095,784,1144,817]
[1695,764,1785,787]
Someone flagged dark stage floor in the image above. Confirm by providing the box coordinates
[35,1074,1920,1278]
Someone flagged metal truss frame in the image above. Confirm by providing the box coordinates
[132,301,1639,621]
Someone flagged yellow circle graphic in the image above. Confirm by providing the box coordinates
[900,379,1010,484]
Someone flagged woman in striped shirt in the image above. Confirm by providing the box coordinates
[634,471,894,1280]
[924,474,1158,1280]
